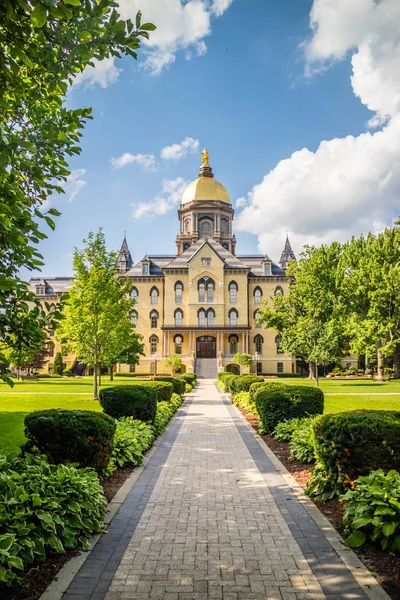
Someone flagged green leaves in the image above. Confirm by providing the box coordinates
[31,3,47,27]
[345,530,367,548]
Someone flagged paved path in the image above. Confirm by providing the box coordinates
[62,381,383,600]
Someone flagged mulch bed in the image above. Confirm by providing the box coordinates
[236,405,400,600]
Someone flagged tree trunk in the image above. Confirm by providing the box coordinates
[376,349,385,382]
[315,365,319,387]
[93,364,98,399]
[110,365,114,382]
[308,361,316,380]
[98,370,101,387]
[393,344,400,379]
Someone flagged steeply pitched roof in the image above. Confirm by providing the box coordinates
[236,256,286,276]
[279,235,296,269]
[28,278,73,295]
[165,237,249,270]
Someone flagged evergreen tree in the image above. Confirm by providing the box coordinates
[52,352,64,376]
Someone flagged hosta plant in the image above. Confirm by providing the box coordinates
[341,469,400,553]
[273,417,313,442]
[111,418,155,469]
[232,392,258,417]
[0,453,107,586]
[289,419,315,464]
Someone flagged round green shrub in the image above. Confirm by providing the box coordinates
[99,385,157,422]
[179,373,197,386]
[313,410,400,486]
[24,409,116,471]
[141,380,173,402]
[231,375,263,394]
[185,383,193,393]
[256,385,324,434]
[249,381,285,403]
[153,377,183,395]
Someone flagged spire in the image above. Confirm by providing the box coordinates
[117,234,133,272]
[198,147,214,179]
[279,235,296,270]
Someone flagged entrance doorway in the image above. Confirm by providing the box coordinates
[196,336,216,358]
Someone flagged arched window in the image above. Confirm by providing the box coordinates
[229,334,238,355]
[184,218,191,233]
[275,334,283,354]
[229,309,238,326]
[254,310,262,329]
[175,281,183,303]
[254,287,262,304]
[229,281,238,303]
[175,309,183,327]
[150,310,158,328]
[221,218,228,234]
[150,335,158,354]
[207,281,214,302]
[198,309,206,327]
[274,286,284,296]
[254,334,263,355]
[200,221,212,236]
[207,308,215,326]
[131,287,138,301]
[174,335,183,355]
[150,287,159,305]
[131,310,138,326]
[198,278,214,303]
[277,362,284,373]
[48,303,56,312]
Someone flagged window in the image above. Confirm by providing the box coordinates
[150,335,158,354]
[175,335,183,354]
[198,278,214,302]
[201,222,211,236]
[198,310,206,326]
[221,218,228,234]
[207,282,214,302]
[277,362,284,374]
[274,286,284,296]
[257,362,262,374]
[202,257,211,266]
[264,262,272,275]
[131,287,138,301]
[198,282,205,303]
[175,309,183,327]
[229,335,238,355]
[36,285,45,295]
[131,311,138,326]
[254,335,263,355]
[150,362,156,374]
[207,309,215,326]
[184,218,191,233]
[142,263,149,275]
[229,281,237,303]
[47,344,54,357]
[48,303,56,312]
[254,287,262,304]
[183,243,190,251]
[275,334,283,354]
[254,310,261,328]
[175,281,183,303]
[150,311,158,328]
[229,309,238,326]
[150,287,159,305]
[49,328,55,338]
[129,363,136,373]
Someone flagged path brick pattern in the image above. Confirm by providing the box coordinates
[105,381,327,600]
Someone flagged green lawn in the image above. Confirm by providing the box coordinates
[1,376,400,456]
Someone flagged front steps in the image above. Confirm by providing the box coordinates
[195,358,218,379]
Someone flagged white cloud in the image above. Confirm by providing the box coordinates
[235,196,248,208]
[131,177,188,219]
[118,0,232,74]
[62,169,87,203]
[160,137,199,161]
[237,0,400,260]
[72,57,122,89]
[111,153,157,171]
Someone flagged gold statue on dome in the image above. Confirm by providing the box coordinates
[201,148,210,166]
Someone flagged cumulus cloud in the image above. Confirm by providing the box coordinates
[236,0,400,260]
[110,152,157,171]
[160,137,199,161]
[131,177,188,219]
[62,169,87,202]
[72,57,122,89]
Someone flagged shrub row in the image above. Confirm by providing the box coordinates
[154,377,185,395]
[231,391,258,418]
[152,393,183,436]
[99,385,158,422]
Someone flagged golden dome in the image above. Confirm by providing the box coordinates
[181,148,231,205]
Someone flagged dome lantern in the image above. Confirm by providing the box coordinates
[181,149,231,205]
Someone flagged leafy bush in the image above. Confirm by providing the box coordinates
[110,418,155,469]
[52,352,64,376]
[313,410,400,488]
[0,453,107,586]
[185,383,193,393]
[100,385,157,422]
[217,374,238,392]
[341,469,400,553]
[231,391,258,417]
[249,381,284,403]
[305,463,344,501]
[24,410,116,471]
[154,377,185,395]
[365,368,374,376]
[231,375,263,394]
[114,372,153,377]
[63,368,73,377]
[385,368,394,377]
[218,372,232,380]
[273,417,312,442]
[330,366,344,376]
[346,366,358,376]
[289,420,315,463]
[256,385,324,434]
[141,380,173,402]
[152,393,183,436]
[179,373,197,386]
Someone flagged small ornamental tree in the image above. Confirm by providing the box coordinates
[52,352,64,376]
[232,353,251,372]
[165,354,183,376]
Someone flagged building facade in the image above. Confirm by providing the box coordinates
[29,150,297,376]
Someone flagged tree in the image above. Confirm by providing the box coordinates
[23,346,50,375]
[59,230,138,399]
[232,353,251,373]
[106,335,144,381]
[259,243,345,386]
[0,2,154,383]
[165,354,183,376]
[52,351,64,375]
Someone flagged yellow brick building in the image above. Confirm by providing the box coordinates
[29,150,297,377]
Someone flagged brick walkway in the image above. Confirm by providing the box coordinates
[63,380,382,600]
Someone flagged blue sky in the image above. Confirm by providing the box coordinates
[35,0,400,277]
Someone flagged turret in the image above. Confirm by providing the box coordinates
[117,234,133,272]
[279,235,296,270]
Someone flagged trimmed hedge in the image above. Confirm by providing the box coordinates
[249,381,284,403]
[179,373,197,386]
[256,384,324,434]
[100,385,157,422]
[153,376,185,395]
[217,374,238,392]
[142,380,173,402]
[24,409,116,471]
[313,410,400,486]
[231,375,263,394]
[114,372,153,377]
